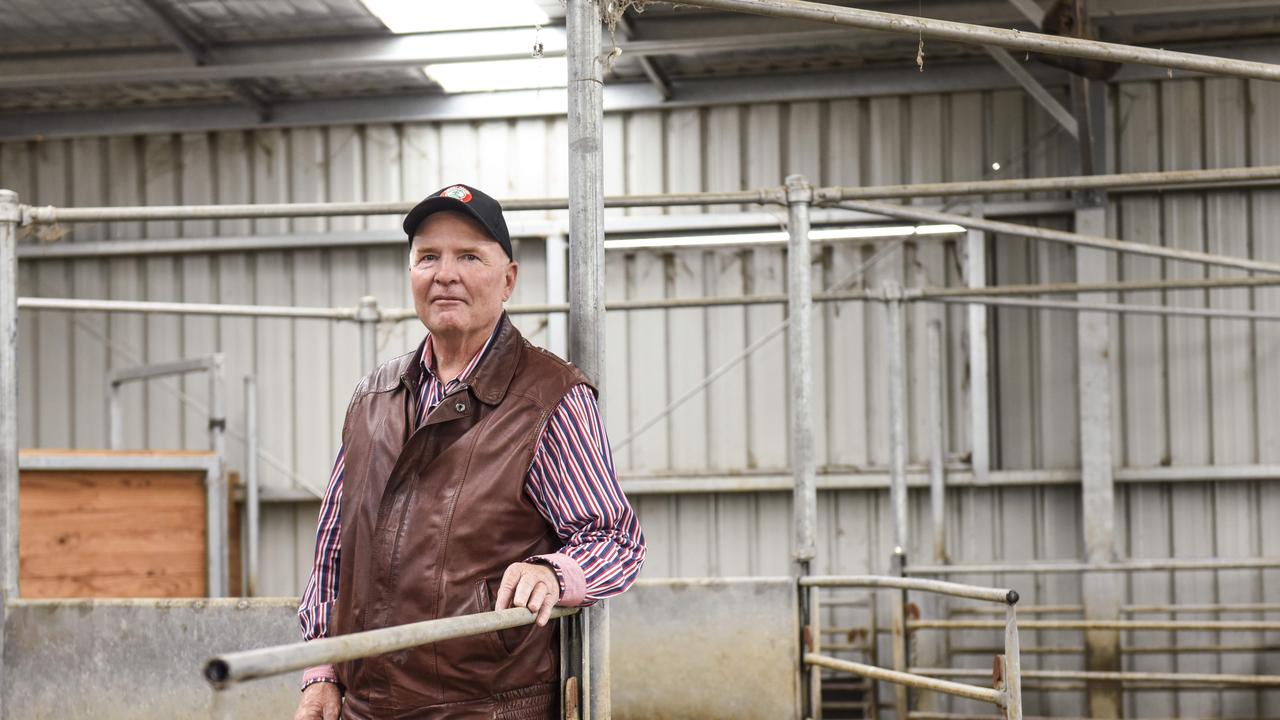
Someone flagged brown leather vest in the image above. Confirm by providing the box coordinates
[331,315,590,719]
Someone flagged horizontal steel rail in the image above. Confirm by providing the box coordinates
[839,200,1280,274]
[820,166,1280,203]
[22,273,1280,324]
[18,167,1280,225]
[1123,602,1280,614]
[805,653,1004,706]
[910,619,1280,631]
[800,575,1018,605]
[17,297,355,320]
[205,606,577,689]
[685,0,1280,82]
[908,556,1280,575]
[928,295,1280,323]
[911,667,1280,686]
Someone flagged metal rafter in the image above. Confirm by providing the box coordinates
[985,46,1078,137]
[681,0,1280,82]
[128,0,273,120]
[618,16,673,101]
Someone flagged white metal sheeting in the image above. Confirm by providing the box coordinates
[5,75,1280,716]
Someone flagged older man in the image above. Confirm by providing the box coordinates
[294,184,645,720]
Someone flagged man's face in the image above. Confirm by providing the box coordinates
[409,211,518,338]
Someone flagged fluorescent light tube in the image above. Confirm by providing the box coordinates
[425,57,566,93]
[360,0,549,33]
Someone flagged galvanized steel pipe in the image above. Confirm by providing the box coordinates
[17,297,356,320]
[205,606,577,688]
[804,654,1005,706]
[840,200,1280,274]
[911,667,1280,686]
[682,0,1280,82]
[800,575,1018,605]
[0,190,19,605]
[787,175,817,565]
[908,557,1280,575]
[914,275,1280,298]
[885,283,909,562]
[567,1,609,715]
[818,165,1280,202]
[244,376,260,598]
[21,167,1280,226]
[929,295,1280,323]
[910,619,1280,631]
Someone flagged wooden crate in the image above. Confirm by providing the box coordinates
[18,452,241,598]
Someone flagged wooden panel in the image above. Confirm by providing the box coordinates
[18,466,241,598]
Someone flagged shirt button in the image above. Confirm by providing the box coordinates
[455,402,466,412]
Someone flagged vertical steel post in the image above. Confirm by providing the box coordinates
[918,319,948,715]
[809,585,823,719]
[356,296,379,376]
[884,282,908,561]
[927,320,946,564]
[1003,604,1024,720]
[1,190,21,620]
[890,591,909,719]
[964,211,990,484]
[1075,204,1121,716]
[787,174,816,568]
[206,353,228,597]
[567,1,607,717]
[867,596,880,720]
[244,375,260,597]
[108,380,123,449]
[884,280,910,719]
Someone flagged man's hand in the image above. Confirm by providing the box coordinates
[293,681,341,720]
[494,562,561,626]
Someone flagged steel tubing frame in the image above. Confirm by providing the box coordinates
[205,606,578,688]
[838,200,1280,275]
[17,166,1280,226]
[788,175,817,567]
[808,576,1022,718]
[680,0,1280,82]
[105,353,229,597]
[805,654,1005,707]
[910,619,1280,631]
[801,576,1018,607]
[910,667,1280,687]
[0,190,15,720]
[908,557,1280,575]
[567,1,608,715]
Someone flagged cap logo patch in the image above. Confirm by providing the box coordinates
[441,185,473,203]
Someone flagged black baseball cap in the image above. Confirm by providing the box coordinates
[402,183,513,260]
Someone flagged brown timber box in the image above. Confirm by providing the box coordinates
[17,450,242,598]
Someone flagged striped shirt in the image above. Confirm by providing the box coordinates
[297,322,646,645]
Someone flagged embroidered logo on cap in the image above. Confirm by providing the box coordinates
[440,185,473,203]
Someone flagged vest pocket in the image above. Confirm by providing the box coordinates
[474,578,511,658]
[485,578,538,654]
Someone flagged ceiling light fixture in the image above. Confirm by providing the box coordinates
[359,0,549,33]
[424,56,566,93]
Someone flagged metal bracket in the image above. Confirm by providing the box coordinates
[985,47,1078,139]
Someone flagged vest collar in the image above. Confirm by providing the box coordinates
[403,313,522,407]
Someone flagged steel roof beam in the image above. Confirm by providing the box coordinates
[985,46,1078,138]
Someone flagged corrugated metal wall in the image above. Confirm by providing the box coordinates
[6,76,1280,716]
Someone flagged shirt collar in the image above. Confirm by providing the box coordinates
[419,319,503,385]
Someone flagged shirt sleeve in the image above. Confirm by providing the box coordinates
[297,447,345,687]
[525,384,646,607]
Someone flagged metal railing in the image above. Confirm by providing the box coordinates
[205,606,578,688]
[802,575,1024,720]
